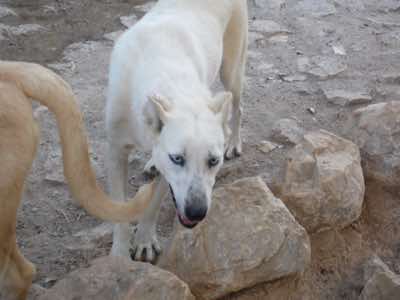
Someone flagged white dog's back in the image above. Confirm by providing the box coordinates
[107,0,244,150]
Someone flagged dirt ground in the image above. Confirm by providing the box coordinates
[1,0,400,299]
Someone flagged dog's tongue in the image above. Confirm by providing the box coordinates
[177,211,197,226]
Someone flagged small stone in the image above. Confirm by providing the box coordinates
[323,89,372,106]
[0,24,46,37]
[364,255,392,282]
[298,56,347,80]
[103,30,124,42]
[257,140,279,153]
[332,44,346,56]
[292,0,336,17]
[360,256,400,300]
[28,284,47,300]
[282,74,307,82]
[271,118,304,145]
[269,34,289,43]
[307,107,316,114]
[381,71,400,84]
[134,2,156,14]
[334,0,365,11]
[250,20,290,37]
[66,224,113,251]
[0,6,17,18]
[248,31,265,45]
[253,0,286,10]
[120,15,138,28]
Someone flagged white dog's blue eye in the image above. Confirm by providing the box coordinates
[169,154,185,166]
[208,157,219,168]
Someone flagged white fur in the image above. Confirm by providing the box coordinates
[106,0,248,261]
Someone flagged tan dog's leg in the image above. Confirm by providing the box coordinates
[0,84,38,299]
[221,0,248,159]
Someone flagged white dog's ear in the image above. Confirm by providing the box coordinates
[209,92,232,136]
[148,94,172,124]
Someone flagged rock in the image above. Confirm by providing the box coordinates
[269,34,288,43]
[271,118,304,145]
[159,177,311,300]
[345,102,400,187]
[0,24,46,37]
[134,1,156,14]
[307,107,316,114]
[366,15,400,27]
[360,256,400,300]
[323,89,372,106]
[332,44,346,56]
[65,224,113,251]
[279,130,365,232]
[248,31,265,45]
[28,284,47,300]
[257,140,279,153]
[253,0,286,10]
[0,6,17,18]
[292,0,336,17]
[333,0,365,11]
[381,71,400,85]
[363,255,392,282]
[282,74,307,82]
[298,56,347,80]
[120,14,138,28]
[39,256,195,300]
[103,30,123,42]
[250,20,290,37]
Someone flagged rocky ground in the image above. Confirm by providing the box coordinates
[1,0,400,299]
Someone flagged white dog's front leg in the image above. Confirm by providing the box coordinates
[131,175,168,263]
[108,143,131,257]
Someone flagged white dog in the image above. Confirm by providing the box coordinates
[106,0,248,261]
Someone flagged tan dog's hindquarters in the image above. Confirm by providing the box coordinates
[0,61,155,300]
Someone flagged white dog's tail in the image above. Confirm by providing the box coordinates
[0,61,154,222]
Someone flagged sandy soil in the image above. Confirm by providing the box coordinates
[1,0,400,299]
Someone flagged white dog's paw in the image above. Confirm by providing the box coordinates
[130,225,161,263]
[225,136,242,160]
[143,158,159,180]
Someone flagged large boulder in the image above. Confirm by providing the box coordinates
[38,256,194,300]
[159,177,311,300]
[278,130,365,233]
[360,256,400,300]
[345,101,400,187]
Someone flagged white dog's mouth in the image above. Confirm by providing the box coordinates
[169,185,199,229]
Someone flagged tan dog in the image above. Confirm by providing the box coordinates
[0,61,156,300]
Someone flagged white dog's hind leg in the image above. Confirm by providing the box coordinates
[221,0,248,159]
[131,176,168,262]
[108,143,132,257]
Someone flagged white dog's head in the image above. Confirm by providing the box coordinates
[147,92,232,228]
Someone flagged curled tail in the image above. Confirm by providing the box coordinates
[0,61,154,222]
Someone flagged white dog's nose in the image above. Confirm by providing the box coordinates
[185,202,208,222]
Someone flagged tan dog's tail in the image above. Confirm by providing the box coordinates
[0,61,154,222]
